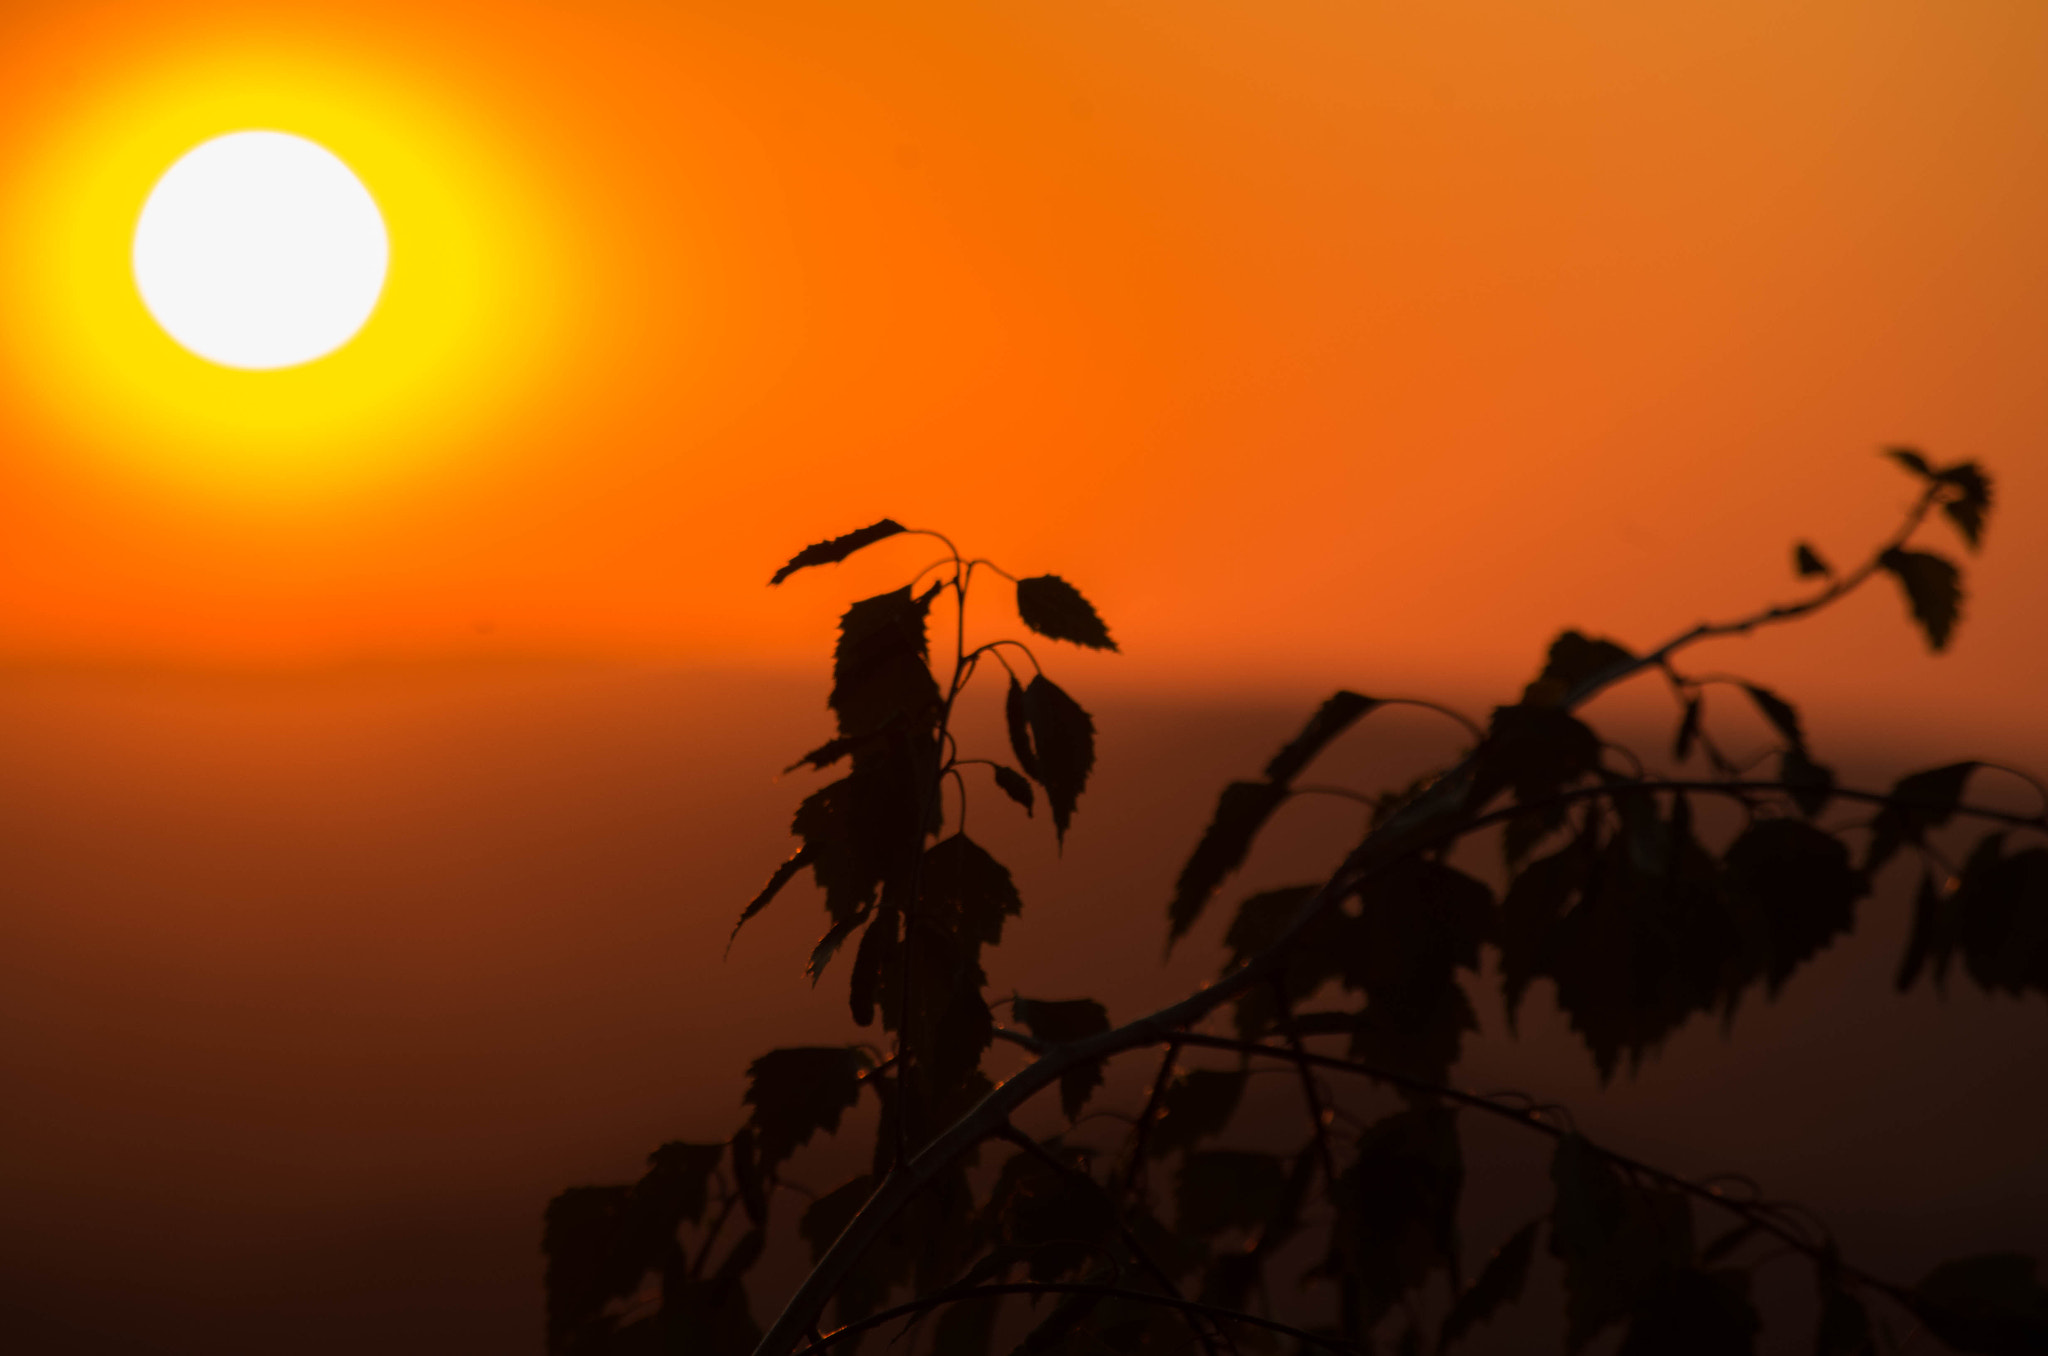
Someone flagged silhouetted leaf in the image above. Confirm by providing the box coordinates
[1886,446,1934,479]
[1439,1220,1539,1352]
[1014,997,1111,1120]
[848,907,897,1027]
[1897,871,1948,995]
[1339,858,1493,1085]
[1004,677,1040,783]
[1177,1150,1286,1235]
[1866,762,1979,874]
[1473,704,1601,811]
[1549,1135,1695,1350]
[995,1143,1113,1281]
[770,519,907,585]
[833,585,942,736]
[730,1127,768,1225]
[731,847,814,950]
[991,764,1034,815]
[1169,780,1289,942]
[1674,696,1703,762]
[744,1047,871,1168]
[1948,836,2048,998]
[1721,819,1866,995]
[1816,1284,1876,1356]
[1879,547,1963,652]
[1265,689,1383,782]
[641,1141,724,1230]
[1528,631,1636,705]
[1741,685,1803,751]
[931,1296,1003,1356]
[1780,747,1835,818]
[1147,1069,1247,1158]
[1616,1268,1759,1356]
[1499,825,1597,1031]
[1333,1107,1465,1328]
[788,736,860,772]
[920,835,1024,952]
[1023,675,1095,845]
[1912,1253,2048,1355]
[1795,542,1831,578]
[1015,575,1118,651]
[1938,462,1994,551]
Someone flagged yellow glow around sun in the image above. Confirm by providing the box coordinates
[1,38,584,504]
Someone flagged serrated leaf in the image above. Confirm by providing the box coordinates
[1147,1068,1247,1158]
[1498,826,1595,1031]
[1334,1106,1465,1328]
[1912,1253,2048,1355]
[1169,780,1289,943]
[1879,547,1963,652]
[730,846,814,951]
[1438,1219,1539,1351]
[991,764,1034,815]
[920,835,1025,951]
[1886,446,1934,479]
[1866,761,1980,874]
[787,736,859,773]
[1013,997,1111,1120]
[833,585,942,736]
[1781,746,1835,818]
[1176,1150,1286,1236]
[1938,461,1994,551]
[1473,704,1602,811]
[1950,838,2048,998]
[1015,574,1118,651]
[1795,542,1832,578]
[848,907,896,1027]
[1742,684,1804,750]
[744,1047,871,1168]
[1023,675,1095,845]
[1673,696,1703,762]
[1264,689,1383,782]
[730,1126,768,1225]
[1527,631,1636,705]
[807,913,863,984]
[769,519,907,585]
[1004,676,1040,782]
[1721,818,1866,995]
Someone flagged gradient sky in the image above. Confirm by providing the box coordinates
[0,0,2042,729]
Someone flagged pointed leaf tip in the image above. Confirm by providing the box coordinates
[1886,446,1934,479]
[1880,547,1963,651]
[1015,575,1118,651]
[769,519,907,585]
[1794,542,1831,578]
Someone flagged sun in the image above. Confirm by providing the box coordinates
[133,131,389,370]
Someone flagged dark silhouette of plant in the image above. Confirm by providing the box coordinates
[545,451,2048,1356]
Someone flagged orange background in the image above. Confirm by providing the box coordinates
[0,0,2040,719]
[0,4,2044,1353]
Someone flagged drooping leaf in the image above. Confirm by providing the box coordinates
[1004,677,1040,783]
[832,585,942,737]
[1896,870,1949,994]
[1472,704,1602,811]
[730,1127,768,1225]
[1264,689,1383,782]
[1332,1107,1465,1328]
[1720,818,1866,995]
[919,834,1024,953]
[1673,696,1703,762]
[769,519,907,585]
[1023,675,1096,845]
[1013,997,1111,1120]
[1937,461,1994,551]
[1015,574,1118,651]
[1527,631,1636,705]
[1499,825,1597,1031]
[1549,1135,1695,1351]
[1146,1068,1247,1158]
[1815,1284,1876,1356]
[1780,746,1836,818]
[1950,837,2048,998]
[1338,858,1493,1085]
[1169,780,1289,942]
[744,1047,871,1169]
[1795,542,1832,578]
[1176,1150,1286,1236]
[991,764,1034,815]
[641,1141,725,1231]
[730,847,814,950]
[1911,1253,2048,1355]
[1866,762,1980,874]
[807,913,863,985]
[1886,446,1935,479]
[848,906,897,1027]
[1879,547,1963,652]
[1616,1268,1760,1356]
[1438,1220,1540,1352]
[787,736,860,773]
[1742,685,1805,751]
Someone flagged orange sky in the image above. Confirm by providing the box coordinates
[0,0,2043,730]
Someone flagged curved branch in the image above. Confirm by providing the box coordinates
[798,1281,1361,1354]
[751,490,1971,1356]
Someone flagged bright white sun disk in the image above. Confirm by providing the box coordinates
[133,131,388,370]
